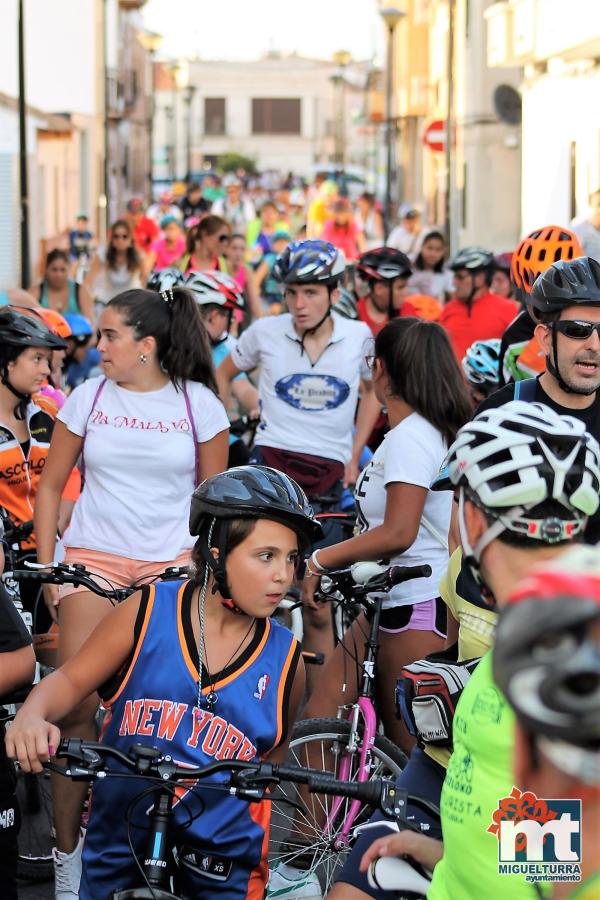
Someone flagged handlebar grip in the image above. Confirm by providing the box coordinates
[306,775,383,805]
[368,856,431,895]
[387,564,432,586]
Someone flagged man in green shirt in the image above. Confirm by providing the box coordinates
[359,400,600,899]
[494,544,600,900]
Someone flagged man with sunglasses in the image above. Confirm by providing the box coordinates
[478,255,600,541]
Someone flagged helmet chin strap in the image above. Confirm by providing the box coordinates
[297,293,333,356]
[209,332,228,348]
[465,273,478,316]
[1,372,30,421]
[198,519,247,616]
[546,325,597,396]
[457,489,503,608]
[388,281,395,320]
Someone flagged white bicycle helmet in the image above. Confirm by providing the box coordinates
[462,339,501,388]
[432,401,600,577]
[494,544,600,784]
[184,271,244,310]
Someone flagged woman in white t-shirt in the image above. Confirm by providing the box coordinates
[406,230,454,303]
[34,285,229,877]
[303,317,471,750]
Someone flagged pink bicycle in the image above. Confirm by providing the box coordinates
[268,562,431,891]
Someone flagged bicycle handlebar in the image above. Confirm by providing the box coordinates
[3,563,188,604]
[229,414,260,437]
[0,507,33,546]
[318,564,432,601]
[50,738,396,810]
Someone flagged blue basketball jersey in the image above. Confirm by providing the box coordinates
[80,580,300,900]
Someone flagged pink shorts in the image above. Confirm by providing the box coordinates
[379,597,447,637]
[59,547,192,599]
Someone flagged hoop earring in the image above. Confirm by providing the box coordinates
[139,353,147,364]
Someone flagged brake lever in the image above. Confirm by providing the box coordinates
[56,739,103,768]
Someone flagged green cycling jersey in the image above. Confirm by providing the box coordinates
[428,651,551,899]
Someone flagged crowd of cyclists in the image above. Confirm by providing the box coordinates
[0,169,598,900]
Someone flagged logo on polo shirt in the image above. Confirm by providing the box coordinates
[275,374,350,411]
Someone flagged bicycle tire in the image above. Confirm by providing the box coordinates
[16,770,54,882]
[268,717,406,892]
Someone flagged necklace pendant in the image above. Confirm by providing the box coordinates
[206,690,218,709]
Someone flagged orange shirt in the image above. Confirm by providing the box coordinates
[0,396,81,549]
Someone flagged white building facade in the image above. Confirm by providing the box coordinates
[486,0,600,233]
[154,54,372,180]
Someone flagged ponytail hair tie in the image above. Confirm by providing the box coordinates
[160,288,174,305]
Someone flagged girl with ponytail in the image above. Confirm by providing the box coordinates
[301,318,471,751]
[33,286,229,882]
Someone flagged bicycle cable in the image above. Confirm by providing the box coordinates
[124,779,206,899]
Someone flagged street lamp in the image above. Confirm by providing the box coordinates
[378,4,405,242]
[171,62,196,182]
[17,0,30,288]
[331,50,352,174]
[183,85,197,182]
[138,30,163,203]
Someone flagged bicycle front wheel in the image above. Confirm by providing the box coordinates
[268,717,406,893]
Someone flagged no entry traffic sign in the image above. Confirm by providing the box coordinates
[423,120,447,153]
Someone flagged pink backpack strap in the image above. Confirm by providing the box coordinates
[182,383,200,487]
[80,378,107,482]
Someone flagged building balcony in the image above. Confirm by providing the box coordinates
[486,0,600,68]
[119,0,148,9]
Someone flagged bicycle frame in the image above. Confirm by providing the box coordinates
[325,594,382,850]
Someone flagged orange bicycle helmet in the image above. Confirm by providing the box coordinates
[9,305,72,339]
[511,225,583,305]
[404,294,442,321]
[36,307,72,339]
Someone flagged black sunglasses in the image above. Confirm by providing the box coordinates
[218,234,230,244]
[554,320,600,341]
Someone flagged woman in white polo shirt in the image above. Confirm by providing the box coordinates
[34,285,229,890]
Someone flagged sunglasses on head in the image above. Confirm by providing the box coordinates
[554,320,600,340]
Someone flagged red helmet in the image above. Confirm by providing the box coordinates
[184,271,244,310]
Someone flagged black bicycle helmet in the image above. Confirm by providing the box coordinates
[528,256,600,322]
[0,308,67,350]
[272,240,345,286]
[190,466,321,546]
[357,247,412,282]
[190,466,322,606]
[146,267,184,293]
[448,247,494,272]
[494,545,600,782]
